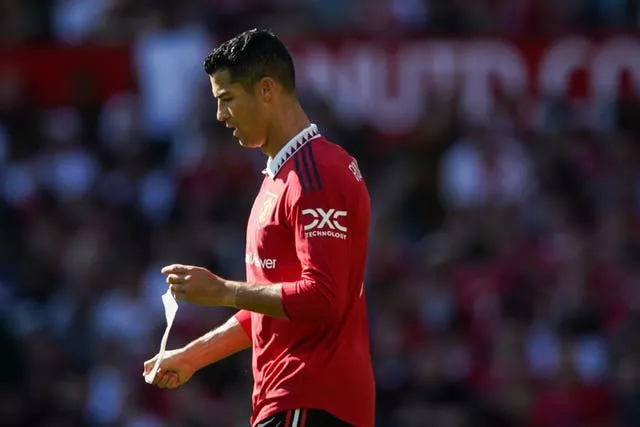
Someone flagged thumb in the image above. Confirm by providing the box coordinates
[143,356,158,375]
[161,264,191,275]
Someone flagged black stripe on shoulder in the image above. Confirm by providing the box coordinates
[294,144,317,193]
[304,143,322,191]
[293,149,311,193]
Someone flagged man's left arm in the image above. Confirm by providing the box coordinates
[163,176,356,321]
[225,186,352,322]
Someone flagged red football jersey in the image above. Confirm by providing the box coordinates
[234,124,375,427]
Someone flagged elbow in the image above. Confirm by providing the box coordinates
[281,280,345,323]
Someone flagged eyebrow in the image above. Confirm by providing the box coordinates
[214,89,231,99]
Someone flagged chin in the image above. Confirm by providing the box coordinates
[237,138,264,149]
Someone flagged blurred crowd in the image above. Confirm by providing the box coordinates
[0,0,637,45]
[2,1,640,427]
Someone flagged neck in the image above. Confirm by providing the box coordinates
[261,101,311,158]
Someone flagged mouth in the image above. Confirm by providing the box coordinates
[226,123,238,137]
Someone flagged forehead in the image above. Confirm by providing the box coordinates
[209,69,246,96]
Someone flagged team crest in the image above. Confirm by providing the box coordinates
[258,192,278,226]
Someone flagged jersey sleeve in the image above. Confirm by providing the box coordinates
[233,310,252,338]
[280,177,353,323]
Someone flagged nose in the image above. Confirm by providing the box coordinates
[216,102,229,122]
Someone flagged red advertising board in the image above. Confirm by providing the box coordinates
[1,35,639,135]
[287,35,640,134]
[0,45,135,107]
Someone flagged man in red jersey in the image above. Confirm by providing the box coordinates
[142,29,375,427]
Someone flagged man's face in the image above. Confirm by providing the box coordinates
[210,69,269,148]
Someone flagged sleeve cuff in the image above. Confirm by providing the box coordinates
[280,281,299,320]
[280,280,339,323]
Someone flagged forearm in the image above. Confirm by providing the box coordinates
[227,281,287,319]
[183,316,251,370]
[226,279,342,322]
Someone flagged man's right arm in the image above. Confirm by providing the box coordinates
[184,313,251,370]
[145,312,251,389]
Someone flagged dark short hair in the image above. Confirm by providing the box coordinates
[203,29,296,93]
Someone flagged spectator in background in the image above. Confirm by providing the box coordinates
[133,2,212,150]
[51,0,109,44]
[438,115,535,234]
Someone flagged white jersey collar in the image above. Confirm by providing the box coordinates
[263,123,320,178]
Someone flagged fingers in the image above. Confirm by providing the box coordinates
[163,372,181,389]
[155,370,171,388]
[165,273,187,297]
[143,357,157,376]
[165,272,193,300]
[150,369,181,389]
[166,273,189,285]
[170,285,187,300]
[161,264,192,275]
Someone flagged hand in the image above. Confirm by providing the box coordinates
[161,264,233,306]
[143,348,197,389]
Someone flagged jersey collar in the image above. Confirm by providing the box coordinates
[263,123,320,178]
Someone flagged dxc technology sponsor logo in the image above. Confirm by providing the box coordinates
[302,208,348,240]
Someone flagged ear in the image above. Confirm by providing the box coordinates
[256,77,278,102]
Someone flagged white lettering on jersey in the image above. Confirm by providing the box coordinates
[245,253,277,270]
[349,160,363,182]
[304,230,348,240]
[301,208,348,239]
[302,208,347,231]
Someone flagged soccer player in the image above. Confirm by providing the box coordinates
[142,29,375,427]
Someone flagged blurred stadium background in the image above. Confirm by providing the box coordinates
[2,1,640,426]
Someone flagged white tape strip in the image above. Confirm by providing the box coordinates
[145,288,178,384]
